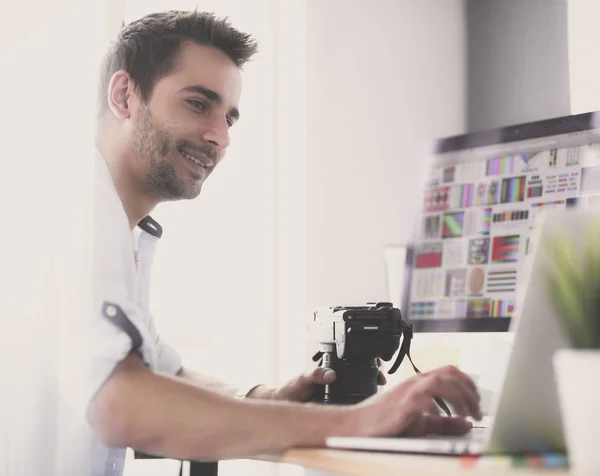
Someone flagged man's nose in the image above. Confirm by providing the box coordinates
[201,117,230,150]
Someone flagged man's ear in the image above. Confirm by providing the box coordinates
[107,70,136,120]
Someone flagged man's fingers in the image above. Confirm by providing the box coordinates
[423,365,478,393]
[439,416,473,435]
[424,366,482,420]
[306,367,336,385]
[423,397,440,417]
[438,367,482,420]
[395,394,443,436]
[406,415,472,437]
[416,374,473,419]
[441,365,480,400]
[449,376,482,420]
[426,415,472,436]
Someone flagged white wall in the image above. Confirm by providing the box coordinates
[567,0,600,114]
[306,0,467,309]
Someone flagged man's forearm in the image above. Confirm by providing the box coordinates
[90,355,355,461]
[177,366,275,400]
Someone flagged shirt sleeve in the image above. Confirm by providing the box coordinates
[82,160,160,415]
[85,296,157,405]
[148,313,182,375]
[155,333,183,375]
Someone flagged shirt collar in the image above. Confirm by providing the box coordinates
[96,148,164,239]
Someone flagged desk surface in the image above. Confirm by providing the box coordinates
[261,448,569,476]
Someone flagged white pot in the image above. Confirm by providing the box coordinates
[553,349,600,475]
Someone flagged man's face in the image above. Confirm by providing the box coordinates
[127,41,242,201]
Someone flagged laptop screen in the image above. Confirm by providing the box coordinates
[404,111,600,332]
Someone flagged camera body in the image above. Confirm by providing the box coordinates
[310,302,413,405]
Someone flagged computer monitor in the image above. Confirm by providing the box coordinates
[402,111,600,332]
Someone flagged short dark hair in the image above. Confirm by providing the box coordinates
[98,10,258,114]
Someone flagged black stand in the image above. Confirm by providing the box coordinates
[134,451,218,475]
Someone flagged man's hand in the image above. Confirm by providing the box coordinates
[270,359,387,403]
[350,365,482,437]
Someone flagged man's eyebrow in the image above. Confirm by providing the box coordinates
[182,85,240,120]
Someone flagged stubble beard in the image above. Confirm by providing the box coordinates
[130,104,201,202]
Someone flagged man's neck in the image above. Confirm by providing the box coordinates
[97,129,158,230]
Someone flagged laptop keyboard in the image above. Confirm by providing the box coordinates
[390,417,491,455]
[325,416,494,456]
[416,427,489,454]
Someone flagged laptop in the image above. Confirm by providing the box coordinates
[326,141,600,456]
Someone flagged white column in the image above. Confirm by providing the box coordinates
[272,0,310,387]
[568,0,600,114]
[272,1,309,475]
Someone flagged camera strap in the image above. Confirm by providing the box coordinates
[388,325,452,417]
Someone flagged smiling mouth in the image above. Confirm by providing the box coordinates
[178,148,214,170]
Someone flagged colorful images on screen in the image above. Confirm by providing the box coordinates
[568,172,579,192]
[486,152,541,177]
[443,166,455,183]
[409,139,600,322]
[468,268,485,295]
[445,269,467,297]
[480,208,492,235]
[517,150,542,164]
[491,236,520,263]
[545,172,579,194]
[415,245,443,269]
[410,302,435,319]
[527,174,543,198]
[529,200,566,220]
[474,181,500,206]
[467,298,491,318]
[566,147,579,166]
[451,184,475,208]
[492,209,529,223]
[468,238,489,265]
[549,148,558,167]
[487,156,516,176]
[486,269,517,293]
[491,299,515,318]
[500,176,526,203]
[442,212,465,238]
[423,186,450,212]
[423,215,441,239]
[530,199,565,209]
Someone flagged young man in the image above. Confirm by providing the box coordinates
[90,10,481,475]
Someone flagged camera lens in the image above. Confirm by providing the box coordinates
[321,354,379,405]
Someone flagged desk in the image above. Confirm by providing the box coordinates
[260,448,570,476]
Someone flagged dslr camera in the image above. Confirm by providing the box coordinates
[310,302,450,414]
[310,302,415,404]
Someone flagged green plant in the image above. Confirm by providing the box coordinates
[543,218,600,348]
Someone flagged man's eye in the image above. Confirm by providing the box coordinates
[226,117,233,128]
[188,99,206,111]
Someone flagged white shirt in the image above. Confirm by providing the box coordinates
[87,151,182,476]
